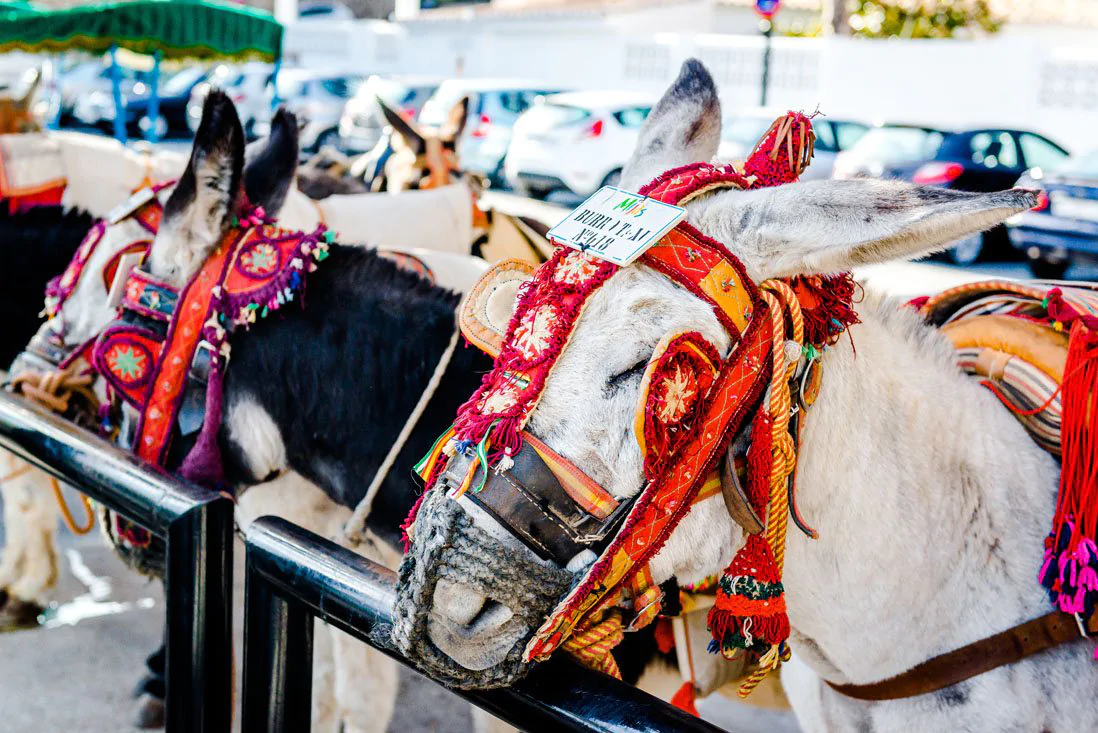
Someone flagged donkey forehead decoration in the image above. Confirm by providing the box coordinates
[395,89,854,689]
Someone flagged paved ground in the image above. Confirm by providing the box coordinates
[1,187,1095,731]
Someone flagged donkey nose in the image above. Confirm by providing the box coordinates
[434,579,488,626]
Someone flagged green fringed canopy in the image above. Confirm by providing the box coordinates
[0,0,282,63]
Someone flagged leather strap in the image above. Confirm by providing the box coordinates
[828,611,1097,701]
[441,442,633,566]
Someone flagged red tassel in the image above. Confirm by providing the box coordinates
[654,618,676,655]
[1040,320,1098,619]
[789,274,861,347]
[745,413,773,517]
[671,681,699,717]
[708,534,789,656]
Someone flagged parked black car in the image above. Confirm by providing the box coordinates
[123,67,209,140]
[833,124,1070,264]
[1007,150,1098,279]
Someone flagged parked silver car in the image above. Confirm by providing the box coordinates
[257,70,364,152]
[187,62,274,139]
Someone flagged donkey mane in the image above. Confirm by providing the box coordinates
[0,205,94,365]
[220,243,492,547]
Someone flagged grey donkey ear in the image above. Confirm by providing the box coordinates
[152,89,245,284]
[244,106,299,215]
[378,95,426,156]
[619,58,722,190]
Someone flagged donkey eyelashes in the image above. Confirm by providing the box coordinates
[606,359,648,390]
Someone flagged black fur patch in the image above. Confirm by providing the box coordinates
[937,683,969,707]
[0,205,94,365]
[219,245,492,548]
[243,108,299,215]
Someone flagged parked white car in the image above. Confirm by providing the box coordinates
[187,62,273,138]
[504,91,653,199]
[717,108,869,181]
[338,75,440,154]
[419,79,565,186]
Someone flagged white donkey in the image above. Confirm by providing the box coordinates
[397,60,1096,733]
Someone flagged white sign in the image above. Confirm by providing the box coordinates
[547,186,687,266]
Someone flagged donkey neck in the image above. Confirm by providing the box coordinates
[782,289,1060,685]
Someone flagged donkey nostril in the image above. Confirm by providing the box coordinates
[434,578,487,626]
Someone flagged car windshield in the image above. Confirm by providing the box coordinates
[419,81,469,126]
[162,67,206,96]
[1054,150,1098,179]
[521,103,590,132]
[721,116,773,145]
[850,126,946,164]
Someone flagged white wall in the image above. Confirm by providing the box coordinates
[284,20,1098,153]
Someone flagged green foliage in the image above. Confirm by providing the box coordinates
[846,0,1004,38]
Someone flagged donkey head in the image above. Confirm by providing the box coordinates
[37,93,300,355]
[0,69,42,134]
[395,59,1038,687]
[377,95,468,192]
[148,91,298,288]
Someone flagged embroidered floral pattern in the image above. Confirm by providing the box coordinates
[654,365,699,423]
[240,242,280,277]
[106,343,148,384]
[479,381,523,414]
[513,303,560,361]
[554,251,601,286]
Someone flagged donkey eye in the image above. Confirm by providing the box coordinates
[606,360,648,389]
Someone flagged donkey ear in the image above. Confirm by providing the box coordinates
[244,106,299,215]
[153,89,244,284]
[620,58,721,190]
[441,96,469,143]
[19,68,41,106]
[718,178,1040,277]
[377,95,426,156]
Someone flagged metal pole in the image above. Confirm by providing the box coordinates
[147,51,161,143]
[242,548,314,733]
[270,57,282,111]
[760,19,773,107]
[243,517,725,733]
[109,45,127,143]
[164,502,234,733]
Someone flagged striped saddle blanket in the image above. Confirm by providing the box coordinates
[919,280,1098,456]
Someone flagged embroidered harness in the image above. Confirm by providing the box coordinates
[93,208,331,486]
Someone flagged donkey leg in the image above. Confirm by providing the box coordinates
[133,633,167,729]
[331,626,398,733]
[0,458,57,625]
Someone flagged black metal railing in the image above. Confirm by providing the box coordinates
[243,516,725,733]
[0,392,234,733]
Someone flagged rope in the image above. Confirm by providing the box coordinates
[343,327,461,545]
[48,477,95,535]
[563,609,624,678]
[8,364,101,535]
[737,279,804,697]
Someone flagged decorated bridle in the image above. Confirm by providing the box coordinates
[92,202,332,488]
[404,113,859,692]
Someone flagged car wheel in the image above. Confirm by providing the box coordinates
[1028,258,1069,280]
[600,169,623,188]
[945,233,984,266]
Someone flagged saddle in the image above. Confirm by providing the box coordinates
[919,280,1098,456]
